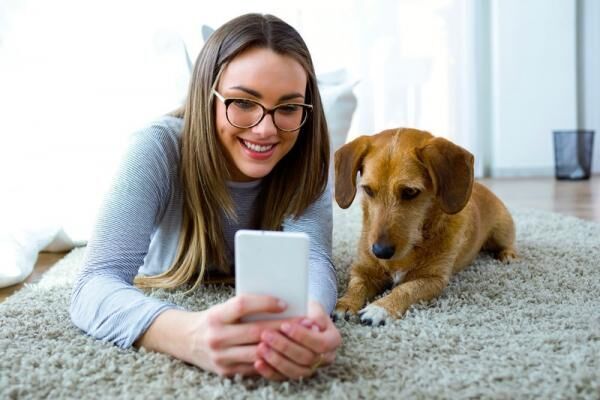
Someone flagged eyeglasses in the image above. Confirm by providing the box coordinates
[212,89,313,132]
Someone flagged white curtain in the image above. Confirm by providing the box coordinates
[0,0,479,246]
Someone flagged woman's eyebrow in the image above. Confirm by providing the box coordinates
[229,85,305,102]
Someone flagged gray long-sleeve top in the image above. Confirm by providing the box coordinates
[69,115,337,348]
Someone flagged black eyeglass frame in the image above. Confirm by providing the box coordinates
[212,89,313,132]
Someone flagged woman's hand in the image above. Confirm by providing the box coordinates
[136,295,285,377]
[185,294,292,377]
[254,300,342,380]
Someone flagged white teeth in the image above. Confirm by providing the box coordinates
[243,140,274,153]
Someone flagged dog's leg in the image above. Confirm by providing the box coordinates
[333,264,390,321]
[484,210,518,264]
[359,270,449,326]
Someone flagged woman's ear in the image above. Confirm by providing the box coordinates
[334,135,371,209]
[416,137,474,214]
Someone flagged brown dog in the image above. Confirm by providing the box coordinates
[333,128,517,326]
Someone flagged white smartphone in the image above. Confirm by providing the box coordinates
[234,230,309,322]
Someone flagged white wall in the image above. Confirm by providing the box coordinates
[490,0,578,176]
[579,0,600,174]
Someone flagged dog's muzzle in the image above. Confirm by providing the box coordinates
[372,243,395,259]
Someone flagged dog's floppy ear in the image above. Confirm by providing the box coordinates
[334,135,371,209]
[416,137,474,214]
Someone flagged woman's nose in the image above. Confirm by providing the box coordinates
[252,113,278,138]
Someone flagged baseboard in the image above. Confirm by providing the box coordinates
[490,166,555,177]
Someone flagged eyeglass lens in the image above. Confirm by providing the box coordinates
[227,99,307,131]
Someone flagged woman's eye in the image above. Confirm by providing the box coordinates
[277,104,302,114]
[401,187,420,200]
[361,185,374,197]
[231,99,257,111]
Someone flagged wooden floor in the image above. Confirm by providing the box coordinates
[1,175,598,303]
[0,252,70,302]
[479,175,600,222]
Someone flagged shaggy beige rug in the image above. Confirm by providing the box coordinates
[1,203,599,399]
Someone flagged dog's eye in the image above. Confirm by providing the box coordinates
[361,185,374,197]
[401,187,420,200]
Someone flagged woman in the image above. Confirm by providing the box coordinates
[69,13,341,381]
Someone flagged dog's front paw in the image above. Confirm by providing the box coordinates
[496,248,518,264]
[358,304,390,327]
[332,297,363,322]
[332,308,351,322]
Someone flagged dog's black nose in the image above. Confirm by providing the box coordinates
[372,243,395,259]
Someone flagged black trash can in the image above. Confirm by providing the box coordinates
[553,130,595,180]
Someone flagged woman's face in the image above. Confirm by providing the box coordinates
[215,47,308,182]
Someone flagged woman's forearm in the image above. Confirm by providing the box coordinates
[69,274,182,348]
[134,308,198,364]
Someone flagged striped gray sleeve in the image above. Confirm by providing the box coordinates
[283,181,337,315]
[69,125,182,348]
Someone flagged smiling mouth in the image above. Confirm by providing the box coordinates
[240,139,276,153]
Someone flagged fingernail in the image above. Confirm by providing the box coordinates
[263,331,274,343]
[278,300,287,309]
[259,343,271,356]
[281,322,292,334]
[301,319,312,328]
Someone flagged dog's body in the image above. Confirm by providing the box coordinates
[334,128,517,326]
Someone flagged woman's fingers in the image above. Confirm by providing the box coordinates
[260,328,336,369]
[207,319,296,348]
[306,301,331,331]
[257,343,313,380]
[210,345,259,366]
[214,294,287,324]
[257,302,341,377]
[254,359,286,381]
[280,322,330,354]
[260,329,315,367]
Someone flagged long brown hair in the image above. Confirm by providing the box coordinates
[134,14,330,291]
